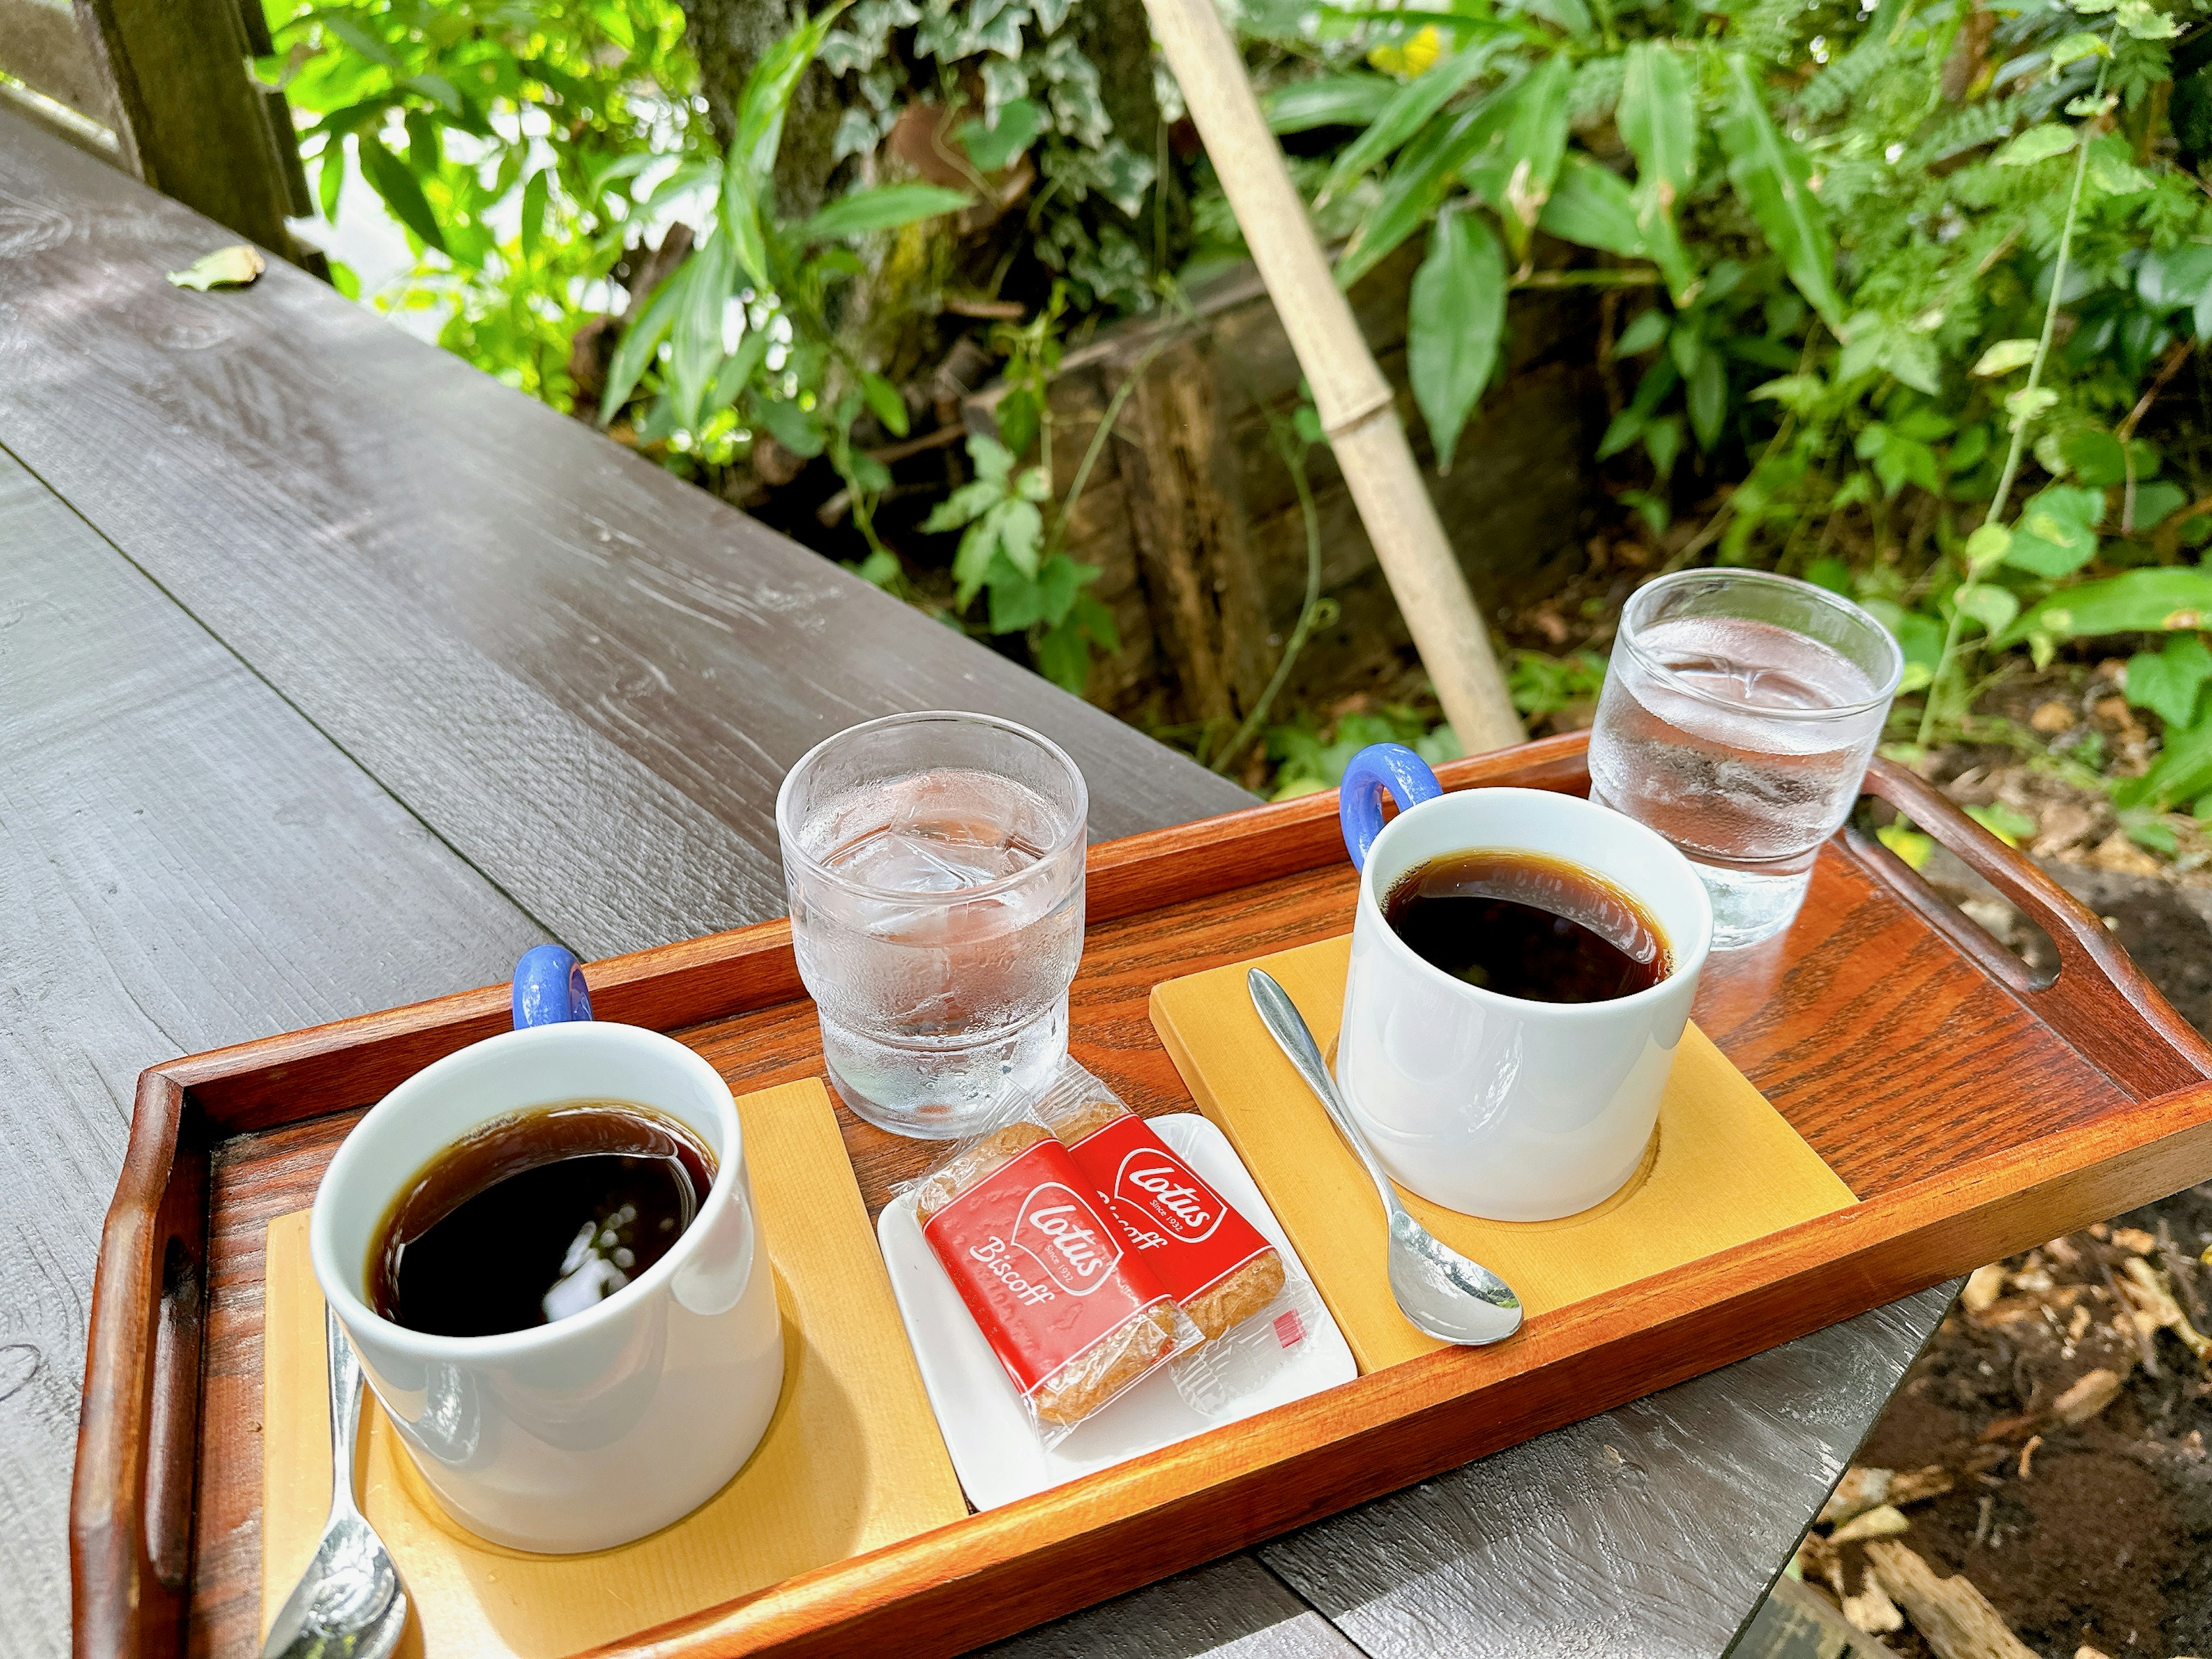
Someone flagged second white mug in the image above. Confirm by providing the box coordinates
[1333,749,1714,1222]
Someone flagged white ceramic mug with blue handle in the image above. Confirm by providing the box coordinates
[1334,747,1714,1221]
[310,945,783,1552]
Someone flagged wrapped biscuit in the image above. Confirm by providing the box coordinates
[1035,1063,1324,1415]
[912,1120,1198,1445]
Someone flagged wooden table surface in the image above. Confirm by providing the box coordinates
[0,108,1950,1659]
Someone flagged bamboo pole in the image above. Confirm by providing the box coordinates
[1140,0,1525,752]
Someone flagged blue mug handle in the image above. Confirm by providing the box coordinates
[1339,743,1443,873]
[513,944,593,1028]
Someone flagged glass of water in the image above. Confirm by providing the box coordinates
[776,711,1088,1139]
[1587,570,1903,949]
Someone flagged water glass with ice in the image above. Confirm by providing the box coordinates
[776,711,1087,1139]
[1587,570,1903,949]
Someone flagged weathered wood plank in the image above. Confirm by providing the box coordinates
[0,446,548,1659]
[0,111,1255,963]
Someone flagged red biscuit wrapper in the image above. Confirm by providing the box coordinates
[914,1122,1191,1437]
[1048,1101,1286,1342]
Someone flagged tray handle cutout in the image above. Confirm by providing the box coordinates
[1859,757,2212,1100]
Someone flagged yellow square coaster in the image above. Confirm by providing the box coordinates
[1150,936,1858,1372]
[260,1078,965,1659]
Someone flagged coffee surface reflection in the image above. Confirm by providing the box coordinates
[369,1100,715,1338]
[1383,849,1669,1004]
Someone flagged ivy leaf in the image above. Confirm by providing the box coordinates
[357,131,446,252]
[1537,154,1645,258]
[800,182,972,241]
[956,98,1044,171]
[1715,54,1843,329]
[2003,484,2104,577]
[2124,634,2212,729]
[1972,338,2039,376]
[165,244,266,290]
[1994,124,2078,167]
[1408,207,1507,471]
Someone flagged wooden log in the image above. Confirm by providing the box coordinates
[1863,1543,2037,1659]
[1139,0,1524,752]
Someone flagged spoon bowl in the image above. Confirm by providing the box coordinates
[1248,969,1521,1347]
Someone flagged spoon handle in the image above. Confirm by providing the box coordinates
[324,1306,364,1522]
[1248,970,1404,1224]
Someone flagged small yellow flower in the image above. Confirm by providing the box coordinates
[1369,23,1444,78]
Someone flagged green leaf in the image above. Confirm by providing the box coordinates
[1643,413,1683,479]
[2002,484,2104,577]
[165,244,265,290]
[598,264,687,427]
[1955,585,2020,638]
[968,433,1016,484]
[722,163,770,288]
[861,370,909,437]
[2115,0,2179,36]
[671,234,738,431]
[520,169,548,264]
[2048,31,2109,66]
[1972,338,2039,376]
[1614,307,1669,357]
[2126,634,2212,729]
[321,14,400,69]
[987,556,1051,632]
[1537,155,1645,259]
[2003,568,2212,645]
[2117,717,2212,809]
[1015,465,1052,503]
[801,183,972,242]
[733,6,836,187]
[2137,243,2212,313]
[2134,481,2190,530]
[954,519,999,606]
[1492,54,1573,251]
[956,99,1043,171]
[1336,85,1512,289]
[1618,43,1698,302]
[1320,40,1501,204]
[356,131,445,252]
[1687,350,1726,451]
[1994,124,2078,167]
[1506,0,1594,37]
[753,392,826,458]
[1964,524,2013,573]
[1716,55,1843,329]
[1408,208,1506,470]
[923,479,1004,532]
[705,331,768,420]
[1264,73,1399,133]
[989,497,1043,577]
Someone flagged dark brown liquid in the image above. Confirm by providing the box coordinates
[368,1101,715,1338]
[1383,850,1669,1004]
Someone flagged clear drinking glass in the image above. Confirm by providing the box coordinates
[776,711,1088,1139]
[1587,570,1903,949]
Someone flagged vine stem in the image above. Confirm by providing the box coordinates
[1917,56,2109,748]
[1213,415,1327,775]
[1041,330,1175,560]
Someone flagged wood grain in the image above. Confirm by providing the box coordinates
[83,735,2212,1659]
[0,449,547,1659]
[0,110,1253,963]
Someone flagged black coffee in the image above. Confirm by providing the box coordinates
[1382,850,1669,1004]
[368,1101,715,1338]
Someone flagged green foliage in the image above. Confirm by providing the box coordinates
[1267,708,1464,801]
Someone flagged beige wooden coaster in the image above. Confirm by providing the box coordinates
[260,1078,965,1658]
[1150,935,1858,1372]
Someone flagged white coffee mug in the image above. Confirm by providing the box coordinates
[1334,747,1714,1221]
[309,946,783,1553]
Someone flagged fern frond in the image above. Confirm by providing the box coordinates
[1906,93,2029,169]
[1800,31,1892,121]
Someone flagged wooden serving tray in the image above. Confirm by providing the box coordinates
[72,734,2212,1659]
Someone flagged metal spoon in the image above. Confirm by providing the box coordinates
[1248,969,1522,1346]
[262,1307,409,1659]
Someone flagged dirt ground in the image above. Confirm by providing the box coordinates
[1791,677,2212,1658]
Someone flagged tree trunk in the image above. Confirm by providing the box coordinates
[679,0,844,219]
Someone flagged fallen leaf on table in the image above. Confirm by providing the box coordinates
[166,245,265,290]
[1830,1503,1911,1545]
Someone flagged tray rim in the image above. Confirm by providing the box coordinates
[70,733,2212,1659]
